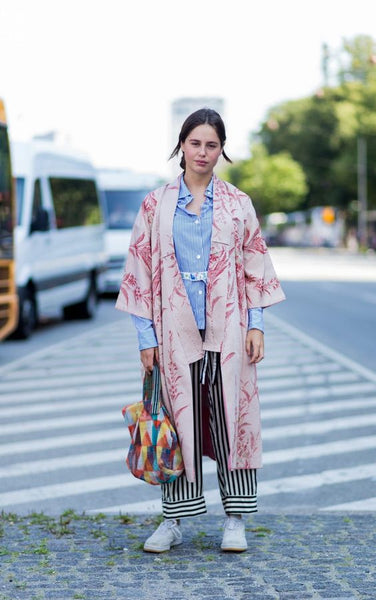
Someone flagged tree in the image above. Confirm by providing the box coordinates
[223,144,307,216]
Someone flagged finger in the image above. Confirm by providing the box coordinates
[155,347,159,365]
[249,344,262,363]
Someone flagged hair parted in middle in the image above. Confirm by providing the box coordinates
[169,107,233,170]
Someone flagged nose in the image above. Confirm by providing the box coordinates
[198,145,206,156]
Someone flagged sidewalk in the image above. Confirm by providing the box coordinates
[1,512,375,599]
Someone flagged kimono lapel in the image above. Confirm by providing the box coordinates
[204,175,233,351]
[158,176,203,362]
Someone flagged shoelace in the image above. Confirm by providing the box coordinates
[224,517,243,531]
[159,519,178,531]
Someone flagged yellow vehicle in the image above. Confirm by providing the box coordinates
[0,99,17,339]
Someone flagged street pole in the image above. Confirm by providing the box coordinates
[357,136,368,248]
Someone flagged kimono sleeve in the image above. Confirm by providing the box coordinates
[115,192,155,319]
[242,195,286,309]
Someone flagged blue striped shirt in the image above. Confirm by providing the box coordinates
[132,176,264,350]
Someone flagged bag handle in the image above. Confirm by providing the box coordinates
[151,365,161,416]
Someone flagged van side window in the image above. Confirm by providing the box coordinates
[49,178,102,229]
[30,179,50,233]
[32,179,42,221]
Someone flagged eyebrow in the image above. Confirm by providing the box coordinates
[189,138,219,144]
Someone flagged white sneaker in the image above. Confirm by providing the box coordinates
[221,516,248,552]
[143,519,183,553]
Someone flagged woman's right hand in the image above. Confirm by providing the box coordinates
[140,346,159,375]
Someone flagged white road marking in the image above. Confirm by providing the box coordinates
[0,370,137,392]
[89,463,376,515]
[1,393,375,426]
[1,462,375,509]
[266,313,376,383]
[2,402,376,439]
[0,428,127,457]
[2,435,376,479]
[0,381,138,404]
[1,307,376,513]
[323,497,376,511]
[0,318,128,376]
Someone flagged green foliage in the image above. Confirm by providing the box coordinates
[255,35,376,214]
[224,143,307,215]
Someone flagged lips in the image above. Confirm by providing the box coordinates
[195,161,208,166]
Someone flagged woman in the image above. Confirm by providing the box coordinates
[116,108,285,553]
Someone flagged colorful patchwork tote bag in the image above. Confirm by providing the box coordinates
[122,365,184,485]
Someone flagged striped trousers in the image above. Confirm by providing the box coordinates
[161,350,257,519]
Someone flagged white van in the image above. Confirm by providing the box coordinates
[12,140,107,338]
[97,169,161,293]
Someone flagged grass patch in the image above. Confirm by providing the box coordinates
[192,531,214,550]
[248,526,272,537]
[114,514,136,525]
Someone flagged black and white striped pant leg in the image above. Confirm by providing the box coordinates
[207,351,258,515]
[160,359,207,519]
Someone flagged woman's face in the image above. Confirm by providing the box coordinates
[181,124,223,176]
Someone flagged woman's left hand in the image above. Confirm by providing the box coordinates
[246,329,264,364]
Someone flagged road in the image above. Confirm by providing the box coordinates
[0,248,375,516]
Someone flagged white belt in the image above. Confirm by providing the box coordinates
[180,271,208,282]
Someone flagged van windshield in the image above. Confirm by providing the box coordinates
[103,189,148,229]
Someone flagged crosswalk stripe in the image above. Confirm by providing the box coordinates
[1,311,375,514]
[2,361,139,381]
[0,382,137,404]
[261,381,376,403]
[323,497,376,511]
[87,462,376,515]
[266,313,376,383]
[1,462,375,509]
[2,402,376,439]
[0,428,127,457]
[262,413,376,440]
[0,319,127,376]
[2,434,376,480]
[0,370,137,392]
[0,393,139,418]
[2,394,375,429]
[259,371,360,391]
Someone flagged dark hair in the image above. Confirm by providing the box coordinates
[169,107,232,170]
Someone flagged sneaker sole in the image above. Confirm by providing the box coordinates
[221,545,247,552]
[143,539,183,553]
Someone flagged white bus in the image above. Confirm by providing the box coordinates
[97,169,161,293]
[12,139,107,338]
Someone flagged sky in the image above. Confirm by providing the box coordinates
[1,0,375,179]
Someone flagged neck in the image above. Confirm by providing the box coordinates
[183,169,213,192]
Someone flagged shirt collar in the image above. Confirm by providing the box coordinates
[179,175,214,201]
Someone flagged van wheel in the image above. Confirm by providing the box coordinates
[13,288,37,339]
[64,279,97,320]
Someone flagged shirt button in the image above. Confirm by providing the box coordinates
[195,219,200,224]
[196,254,201,259]
[198,290,203,295]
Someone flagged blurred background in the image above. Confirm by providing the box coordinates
[0,0,375,518]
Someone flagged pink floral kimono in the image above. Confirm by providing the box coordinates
[116,174,285,482]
